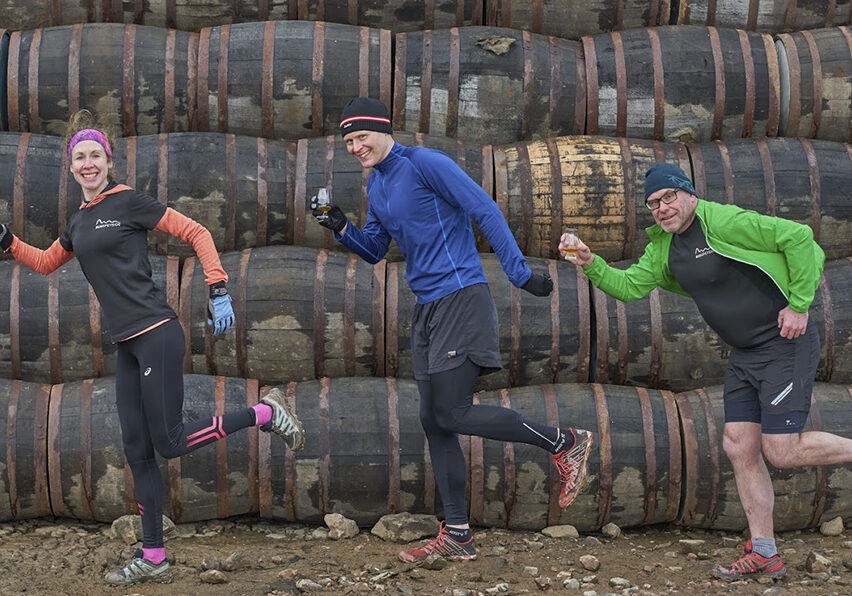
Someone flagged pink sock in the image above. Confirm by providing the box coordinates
[142,547,165,565]
[253,403,272,427]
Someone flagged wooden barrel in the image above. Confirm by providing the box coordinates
[593,257,852,392]
[179,245,386,385]
[299,0,482,33]
[386,254,592,390]
[196,21,391,140]
[689,137,852,260]
[0,29,8,131]
[676,383,852,531]
[676,0,852,33]
[493,135,691,261]
[263,378,682,531]
[0,255,179,384]
[583,25,780,143]
[47,375,262,523]
[0,379,51,522]
[5,24,198,137]
[484,0,671,39]
[392,26,585,145]
[776,27,852,142]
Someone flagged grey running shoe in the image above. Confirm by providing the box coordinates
[103,550,172,586]
[552,428,594,508]
[260,388,306,451]
[398,522,477,563]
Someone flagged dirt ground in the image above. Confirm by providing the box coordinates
[0,516,851,596]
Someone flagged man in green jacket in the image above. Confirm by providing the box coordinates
[561,162,852,581]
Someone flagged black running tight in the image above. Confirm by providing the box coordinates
[115,319,256,548]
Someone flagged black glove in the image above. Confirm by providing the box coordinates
[0,224,11,251]
[521,271,553,297]
[310,196,349,234]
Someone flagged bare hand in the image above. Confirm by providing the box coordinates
[558,232,594,267]
[777,306,808,339]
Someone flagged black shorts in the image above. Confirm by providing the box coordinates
[410,283,502,380]
[723,319,820,434]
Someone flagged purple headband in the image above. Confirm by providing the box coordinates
[68,129,113,161]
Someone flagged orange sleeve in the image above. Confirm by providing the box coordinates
[154,208,228,285]
[9,236,75,274]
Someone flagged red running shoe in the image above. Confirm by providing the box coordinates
[713,540,787,581]
[398,522,477,563]
[551,428,594,508]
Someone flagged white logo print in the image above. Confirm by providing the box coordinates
[94,218,121,230]
[144,367,152,376]
[694,246,715,259]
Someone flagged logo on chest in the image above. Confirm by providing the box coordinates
[94,218,121,230]
[694,246,715,259]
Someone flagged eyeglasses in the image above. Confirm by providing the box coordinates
[645,189,679,211]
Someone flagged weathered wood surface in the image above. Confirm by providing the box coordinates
[676,0,852,32]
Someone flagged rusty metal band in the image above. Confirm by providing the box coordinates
[647,27,665,141]
[818,275,835,381]
[527,0,542,31]
[417,31,433,134]
[612,32,627,137]
[32,385,50,516]
[133,0,143,24]
[323,136,336,249]
[318,378,331,514]
[801,31,823,138]
[591,383,612,528]
[236,249,251,379]
[689,143,707,199]
[48,274,62,384]
[50,0,62,23]
[737,31,755,137]
[359,162,371,227]
[521,31,535,140]
[715,140,733,204]
[283,382,299,520]
[548,37,561,134]
[78,379,95,520]
[122,26,136,136]
[260,21,275,138]
[166,0,176,28]
[187,33,199,130]
[610,0,623,29]
[478,145,493,224]
[593,287,610,384]
[356,26,369,97]
[283,141,297,241]
[780,34,801,135]
[696,388,720,526]
[469,392,484,525]
[661,390,681,521]
[161,30,176,131]
[574,38,587,133]
[343,254,358,376]
[258,385,274,516]
[13,133,29,238]
[310,23,326,136]
[547,260,560,382]
[541,384,561,525]
[648,0,660,25]
[785,0,798,31]
[755,137,776,216]
[372,259,388,377]
[618,137,636,259]
[156,134,169,254]
[224,134,237,251]
[826,0,837,26]
[392,34,407,129]
[494,148,509,221]
[68,25,83,115]
[204,290,218,375]
[616,301,628,384]
[517,142,533,252]
[232,0,243,22]
[582,37,599,134]
[446,28,461,137]
[841,28,852,142]
[27,29,42,133]
[385,378,401,514]
[705,0,716,25]
[635,387,657,525]
[217,25,230,133]
[256,138,269,245]
[177,257,195,372]
[11,264,21,378]
[379,30,392,107]
[165,254,179,315]
[762,34,780,136]
[508,284,521,387]
[345,0,357,24]
[214,377,229,518]
[8,32,21,131]
[58,138,71,230]
[707,27,725,140]
[85,0,95,22]
[296,0,307,19]
[245,379,259,513]
[385,263,399,376]
[313,250,329,378]
[498,389,516,523]
[484,0,497,25]
[7,382,20,519]
[576,267,591,382]
[674,393,698,525]
[806,390,827,527]
[649,289,663,388]
[293,138,308,245]
[747,0,759,29]
[47,384,65,517]
[88,286,104,377]
[799,138,821,242]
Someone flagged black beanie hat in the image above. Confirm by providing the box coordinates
[644,162,697,201]
[339,97,393,136]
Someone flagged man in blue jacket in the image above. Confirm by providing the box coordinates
[312,97,594,562]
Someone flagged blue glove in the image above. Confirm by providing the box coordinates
[207,295,235,336]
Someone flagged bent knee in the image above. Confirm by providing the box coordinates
[761,436,797,468]
[433,404,468,433]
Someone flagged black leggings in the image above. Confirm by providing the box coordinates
[417,358,564,526]
[115,319,255,548]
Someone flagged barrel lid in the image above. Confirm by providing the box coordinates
[0,29,8,131]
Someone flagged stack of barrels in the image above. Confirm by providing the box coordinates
[1,1,852,533]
